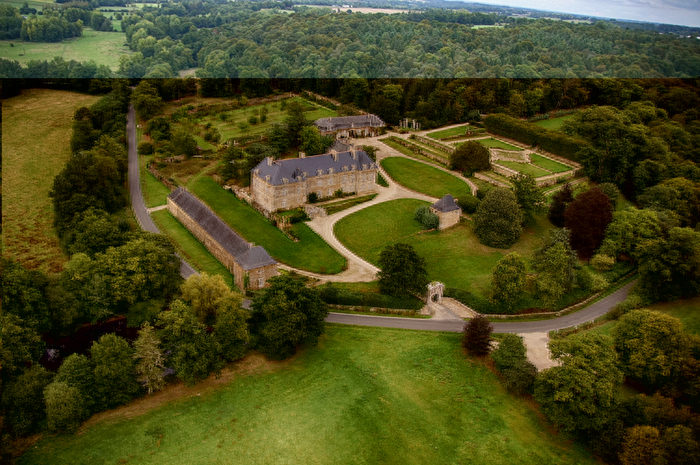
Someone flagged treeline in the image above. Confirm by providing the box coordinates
[0,4,116,42]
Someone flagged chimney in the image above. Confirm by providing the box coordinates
[352,150,357,160]
[266,157,273,166]
[330,149,338,161]
[299,152,306,158]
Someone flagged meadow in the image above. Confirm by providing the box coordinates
[380,157,474,202]
[0,28,130,71]
[2,88,101,273]
[18,325,596,465]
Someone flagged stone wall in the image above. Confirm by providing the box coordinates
[412,135,455,155]
[246,264,279,290]
[491,163,520,179]
[433,208,460,230]
[490,149,530,163]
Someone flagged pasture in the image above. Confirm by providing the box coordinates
[380,157,474,202]
[2,88,101,273]
[18,325,596,465]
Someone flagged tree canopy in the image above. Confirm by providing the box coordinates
[377,243,429,298]
[474,187,522,248]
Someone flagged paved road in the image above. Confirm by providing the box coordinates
[127,104,197,279]
[326,281,635,333]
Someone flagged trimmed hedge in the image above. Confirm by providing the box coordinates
[483,114,588,162]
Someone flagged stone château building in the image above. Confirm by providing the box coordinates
[430,194,461,230]
[314,114,386,138]
[167,187,278,291]
[250,147,378,213]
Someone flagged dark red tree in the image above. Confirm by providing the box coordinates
[547,183,574,227]
[462,315,493,357]
[564,187,613,259]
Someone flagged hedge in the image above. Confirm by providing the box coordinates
[483,114,588,162]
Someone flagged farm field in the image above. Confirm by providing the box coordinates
[529,153,572,173]
[2,88,101,273]
[380,157,474,202]
[335,199,553,294]
[476,138,523,151]
[0,28,129,71]
[532,114,575,131]
[188,176,346,274]
[151,210,235,287]
[426,125,470,140]
[18,325,596,465]
[495,161,551,177]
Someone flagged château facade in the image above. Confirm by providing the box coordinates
[314,114,386,138]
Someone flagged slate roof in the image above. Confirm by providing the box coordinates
[251,150,377,186]
[314,114,385,132]
[431,194,461,213]
[168,188,276,270]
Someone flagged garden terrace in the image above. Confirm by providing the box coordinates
[475,138,524,151]
[529,153,573,173]
[380,137,450,166]
[494,161,551,178]
[531,113,576,132]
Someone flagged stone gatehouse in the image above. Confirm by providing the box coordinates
[167,187,278,291]
[430,194,461,230]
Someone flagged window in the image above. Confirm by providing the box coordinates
[328,189,333,196]
[282,199,287,208]
[281,189,287,197]
[342,175,347,183]
[258,278,264,288]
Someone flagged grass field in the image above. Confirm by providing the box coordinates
[495,161,551,178]
[0,28,129,71]
[0,0,54,11]
[18,325,596,465]
[151,209,235,287]
[2,89,101,273]
[139,155,172,208]
[189,176,346,274]
[532,114,575,131]
[335,199,553,294]
[476,138,523,151]
[529,153,572,173]
[380,157,474,202]
[426,125,469,140]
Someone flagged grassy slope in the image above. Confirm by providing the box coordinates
[334,199,553,294]
[476,138,523,151]
[189,176,346,274]
[427,126,469,139]
[380,138,449,167]
[380,157,474,201]
[19,325,595,465]
[139,154,172,208]
[0,28,130,71]
[529,153,572,173]
[2,88,101,273]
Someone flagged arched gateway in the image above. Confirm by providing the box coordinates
[427,282,445,304]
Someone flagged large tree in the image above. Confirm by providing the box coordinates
[547,183,574,227]
[91,333,140,410]
[462,315,493,357]
[213,295,250,362]
[2,365,54,435]
[44,381,84,434]
[474,187,523,248]
[450,140,490,174]
[377,243,429,298]
[490,252,526,311]
[564,186,613,259]
[511,173,545,225]
[55,353,96,415]
[249,274,327,360]
[180,273,238,324]
[134,323,166,395]
[531,229,578,308]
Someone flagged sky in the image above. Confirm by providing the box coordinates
[458,0,700,28]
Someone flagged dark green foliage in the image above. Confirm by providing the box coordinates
[531,229,578,308]
[213,296,250,362]
[490,253,526,311]
[619,426,663,465]
[377,243,429,299]
[511,173,545,225]
[450,141,490,174]
[564,186,613,259]
[456,195,479,214]
[288,209,310,224]
[414,205,439,230]
[491,334,527,371]
[55,353,96,415]
[1,258,51,331]
[307,192,318,203]
[133,81,163,121]
[138,141,154,155]
[461,315,493,357]
[660,425,700,465]
[90,333,140,410]
[502,360,538,395]
[171,128,198,158]
[64,207,130,257]
[547,183,574,227]
[284,101,310,147]
[637,177,700,228]
[249,274,328,360]
[597,182,620,209]
[474,187,523,248]
[317,283,423,310]
[2,365,54,435]
[597,207,669,259]
[0,314,45,380]
[146,116,171,142]
[44,381,84,434]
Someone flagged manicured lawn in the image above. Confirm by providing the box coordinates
[532,114,575,131]
[478,170,513,187]
[380,157,474,201]
[334,199,553,295]
[379,138,450,167]
[2,88,102,273]
[189,176,345,274]
[529,153,573,173]
[320,194,377,215]
[0,28,129,71]
[151,210,235,287]
[426,125,469,140]
[495,161,551,178]
[139,155,172,208]
[410,138,453,158]
[19,325,596,465]
[476,138,523,151]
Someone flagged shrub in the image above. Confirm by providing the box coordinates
[2,365,54,435]
[289,209,310,223]
[491,334,527,371]
[414,205,439,230]
[502,360,537,394]
[457,195,479,214]
[474,188,523,248]
[607,294,645,320]
[462,315,493,356]
[137,141,154,155]
[44,381,84,434]
[590,254,615,271]
[451,141,490,173]
[248,115,258,125]
[308,192,318,203]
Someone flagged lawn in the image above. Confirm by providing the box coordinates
[380,157,474,202]
[426,125,469,140]
[494,161,551,178]
[475,138,523,151]
[0,0,54,11]
[334,199,553,295]
[139,155,172,208]
[0,28,130,71]
[529,153,573,173]
[18,325,596,465]
[151,210,235,287]
[532,114,575,132]
[2,88,102,273]
[379,138,449,167]
[188,176,345,274]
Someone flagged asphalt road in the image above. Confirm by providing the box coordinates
[127,104,197,279]
[326,281,635,333]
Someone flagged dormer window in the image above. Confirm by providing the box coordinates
[342,166,348,171]
[317,169,322,176]
[328,168,334,174]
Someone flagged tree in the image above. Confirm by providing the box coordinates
[55,353,96,415]
[2,365,54,435]
[660,425,700,465]
[170,128,197,157]
[461,315,493,357]
[377,243,428,299]
[502,360,538,395]
[531,229,578,308]
[65,207,129,257]
[598,182,620,209]
[213,295,250,362]
[613,310,688,388]
[638,178,700,229]
[491,333,527,372]
[134,323,166,395]
[534,333,623,434]
[547,183,574,227]
[44,381,84,434]
[91,333,140,410]
[564,186,613,259]
[284,101,310,147]
[619,426,663,465]
[1,314,45,380]
[2,258,51,331]
[473,187,523,248]
[450,140,490,174]
[249,274,327,360]
[180,273,238,324]
[511,173,545,225]
[490,252,526,311]
[132,80,163,120]
[597,208,668,259]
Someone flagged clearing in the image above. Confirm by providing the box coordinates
[532,114,575,132]
[18,325,596,465]
[2,88,101,273]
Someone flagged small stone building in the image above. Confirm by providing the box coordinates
[314,114,386,139]
[250,147,378,213]
[430,194,461,230]
[167,187,278,291]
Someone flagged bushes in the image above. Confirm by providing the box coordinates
[138,141,154,155]
[491,335,537,394]
[318,283,423,310]
[44,382,84,434]
[457,195,479,214]
[462,315,493,356]
[414,205,439,230]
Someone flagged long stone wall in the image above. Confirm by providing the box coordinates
[412,135,455,155]
[490,149,530,163]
